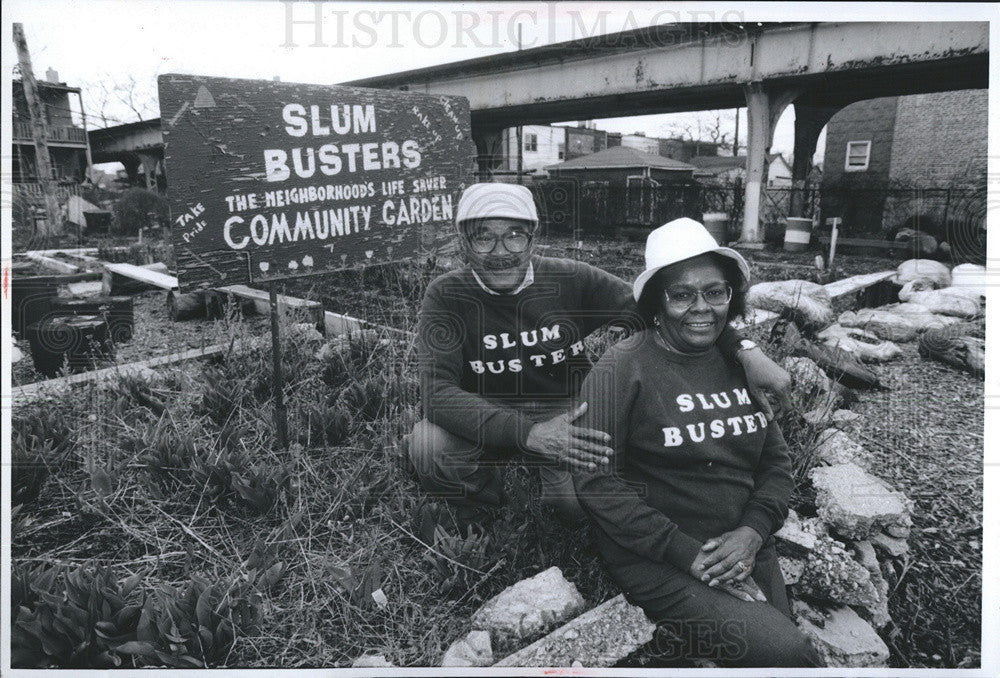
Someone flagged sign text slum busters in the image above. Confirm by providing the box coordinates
[158,74,474,291]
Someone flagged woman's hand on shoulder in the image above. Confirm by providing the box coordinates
[690,526,764,587]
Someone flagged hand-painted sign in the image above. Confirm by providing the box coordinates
[158,74,474,291]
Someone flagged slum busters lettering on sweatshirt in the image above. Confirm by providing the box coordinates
[416,256,743,452]
[573,329,793,573]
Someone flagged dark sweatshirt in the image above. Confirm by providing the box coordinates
[573,329,792,573]
[416,255,743,451]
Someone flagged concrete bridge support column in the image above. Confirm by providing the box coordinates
[472,126,503,181]
[789,98,842,218]
[741,85,797,244]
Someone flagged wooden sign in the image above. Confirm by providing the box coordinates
[158,74,474,291]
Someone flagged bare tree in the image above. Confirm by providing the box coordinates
[667,111,742,155]
[81,74,159,128]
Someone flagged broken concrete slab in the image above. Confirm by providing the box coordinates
[792,601,890,668]
[783,356,833,399]
[792,536,889,628]
[832,409,862,426]
[472,566,586,643]
[775,508,827,558]
[779,556,806,585]
[813,428,867,465]
[871,531,909,558]
[810,463,913,540]
[441,630,493,667]
[493,593,655,667]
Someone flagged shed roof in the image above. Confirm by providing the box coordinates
[546,146,696,171]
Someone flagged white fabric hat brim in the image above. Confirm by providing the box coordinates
[632,247,751,302]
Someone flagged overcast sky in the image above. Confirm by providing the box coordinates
[5,2,993,167]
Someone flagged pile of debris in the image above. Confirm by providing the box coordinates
[749,260,985,379]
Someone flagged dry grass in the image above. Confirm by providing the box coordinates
[10,235,982,668]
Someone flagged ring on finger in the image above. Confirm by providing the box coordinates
[736,560,751,574]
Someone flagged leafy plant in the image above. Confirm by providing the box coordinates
[115,576,260,668]
[11,563,143,668]
[298,399,352,447]
[11,407,76,505]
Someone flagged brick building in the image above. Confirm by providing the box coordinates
[821,89,987,239]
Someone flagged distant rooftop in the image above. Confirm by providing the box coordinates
[546,146,696,171]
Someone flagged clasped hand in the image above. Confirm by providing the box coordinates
[689,527,765,601]
[525,402,614,472]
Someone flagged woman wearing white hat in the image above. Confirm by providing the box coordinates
[572,218,821,667]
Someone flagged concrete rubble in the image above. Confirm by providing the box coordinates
[791,535,890,628]
[810,463,912,540]
[747,279,834,330]
[350,653,393,668]
[792,601,890,668]
[441,630,493,667]
[471,566,585,642]
[871,530,909,558]
[838,309,919,343]
[493,594,655,667]
[812,428,868,465]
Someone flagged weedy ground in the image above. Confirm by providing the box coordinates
[10,236,982,668]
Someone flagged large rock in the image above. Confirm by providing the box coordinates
[816,324,902,362]
[950,263,987,301]
[812,428,867,465]
[493,594,655,667]
[883,302,961,331]
[792,536,889,628]
[810,463,913,540]
[472,566,586,642]
[894,258,951,288]
[441,630,493,667]
[747,280,834,331]
[792,600,890,668]
[838,309,919,343]
[898,282,980,318]
[783,356,833,400]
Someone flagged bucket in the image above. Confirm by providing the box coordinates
[784,217,813,252]
[702,212,729,245]
[50,296,135,343]
[26,315,114,378]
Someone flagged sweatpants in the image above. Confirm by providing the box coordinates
[609,543,823,667]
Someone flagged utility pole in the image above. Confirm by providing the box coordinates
[733,108,740,157]
[14,23,62,238]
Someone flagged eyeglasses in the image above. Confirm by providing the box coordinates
[465,228,533,254]
[663,283,733,311]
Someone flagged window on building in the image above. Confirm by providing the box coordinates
[557,143,565,160]
[845,141,871,171]
[524,133,537,153]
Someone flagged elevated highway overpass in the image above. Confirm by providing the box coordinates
[346,21,989,242]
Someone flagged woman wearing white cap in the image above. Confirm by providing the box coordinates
[572,218,821,667]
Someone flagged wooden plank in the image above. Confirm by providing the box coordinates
[823,270,896,300]
[24,252,80,274]
[23,247,99,258]
[11,342,231,404]
[324,310,410,338]
[103,262,178,290]
[214,284,321,310]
